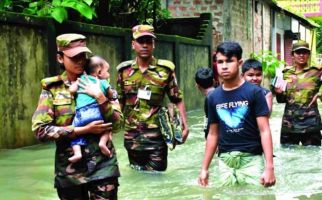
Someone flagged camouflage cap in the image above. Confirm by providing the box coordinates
[292,40,310,52]
[132,25,156,39]
[56,33,92,57]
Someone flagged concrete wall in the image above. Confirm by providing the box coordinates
[0,11,211,148]
[0,15,52,149]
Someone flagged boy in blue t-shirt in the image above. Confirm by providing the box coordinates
[198,42,275,187]
[242,59,273,115]
[194,67,215,139]
[69,56,115,163]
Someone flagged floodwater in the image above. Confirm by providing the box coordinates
[1,103,322,200]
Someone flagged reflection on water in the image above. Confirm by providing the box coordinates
[0,103,322,200]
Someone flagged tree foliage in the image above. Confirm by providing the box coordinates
[0,0,170,26]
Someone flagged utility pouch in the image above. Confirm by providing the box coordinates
[158,103,183,150]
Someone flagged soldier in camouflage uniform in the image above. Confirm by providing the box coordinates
[32,34,123,199]
[116,25,189,171]
[274,41,322,146]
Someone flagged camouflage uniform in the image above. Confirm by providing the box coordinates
[116,58,183,170]
[32,71,123,189]
[276,64,322,145]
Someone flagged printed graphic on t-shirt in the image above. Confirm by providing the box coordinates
[216,100,249,132]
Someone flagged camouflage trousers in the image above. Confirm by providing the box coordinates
[280,131,321,146]
[56,177,118,200]
[124,128,168,171]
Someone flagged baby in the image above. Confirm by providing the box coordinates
[69,56,115,163]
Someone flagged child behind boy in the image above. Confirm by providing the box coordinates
[198,42,275,187]
[242,59,273,115]
[195,67,215,139]
[68,56,115,163]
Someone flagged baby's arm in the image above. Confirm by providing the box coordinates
[69,80,79,94]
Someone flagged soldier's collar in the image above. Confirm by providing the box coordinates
[133,57,157,69]
[293,64,315,72]
[61,71,72,86]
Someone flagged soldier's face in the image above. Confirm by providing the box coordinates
[242,68,262,86]
[57,52,86,75]
[293,49,310,66]
[132,36,155,59]
[216,52,242,82]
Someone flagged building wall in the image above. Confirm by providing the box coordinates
[165,0,224,50]
[165,0,271,59]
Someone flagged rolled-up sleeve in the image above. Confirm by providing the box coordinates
[166,71,183,103]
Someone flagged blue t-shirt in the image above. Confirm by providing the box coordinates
[261,87,271,96]
[75,74,109,109]
[207,81,269,155]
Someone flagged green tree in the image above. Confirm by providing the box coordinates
[0,0,170,25]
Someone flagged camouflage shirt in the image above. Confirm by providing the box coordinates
[32,71,123,188]
[276,65,322,133]
[116,58,183,150]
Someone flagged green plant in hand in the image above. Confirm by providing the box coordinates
[251,51,285,79]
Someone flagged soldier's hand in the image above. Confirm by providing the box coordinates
[86,120,113,134]
[182,126,189,143]
[274,87,284,94]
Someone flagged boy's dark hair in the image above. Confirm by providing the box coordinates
[242,59,262,73]
[84,56,104,75]
[195,67,214,89]
[216,41,243,60]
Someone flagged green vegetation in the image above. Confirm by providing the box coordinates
[317,21,322,54]
[0,0,170,25]
[251,51,285,79]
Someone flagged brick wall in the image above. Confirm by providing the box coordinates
[166,0,224,49]
[284,37,293,65]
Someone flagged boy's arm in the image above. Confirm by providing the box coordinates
[265,92,273,115]
[198,123,219,187]
[257,116,276,187]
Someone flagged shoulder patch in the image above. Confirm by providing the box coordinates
[157,59,175,71]
[116,60,133,71]
[41,75,62,89]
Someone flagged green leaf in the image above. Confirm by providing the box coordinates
[74,2,94,19]
[29,2,39,8]
[0,0,11,10]
[83,0,93,6]
[37,7,49,16]
[51,7,68,23]
[52,0,62,7]
[23,7,37,15]
[61,0,77,8]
